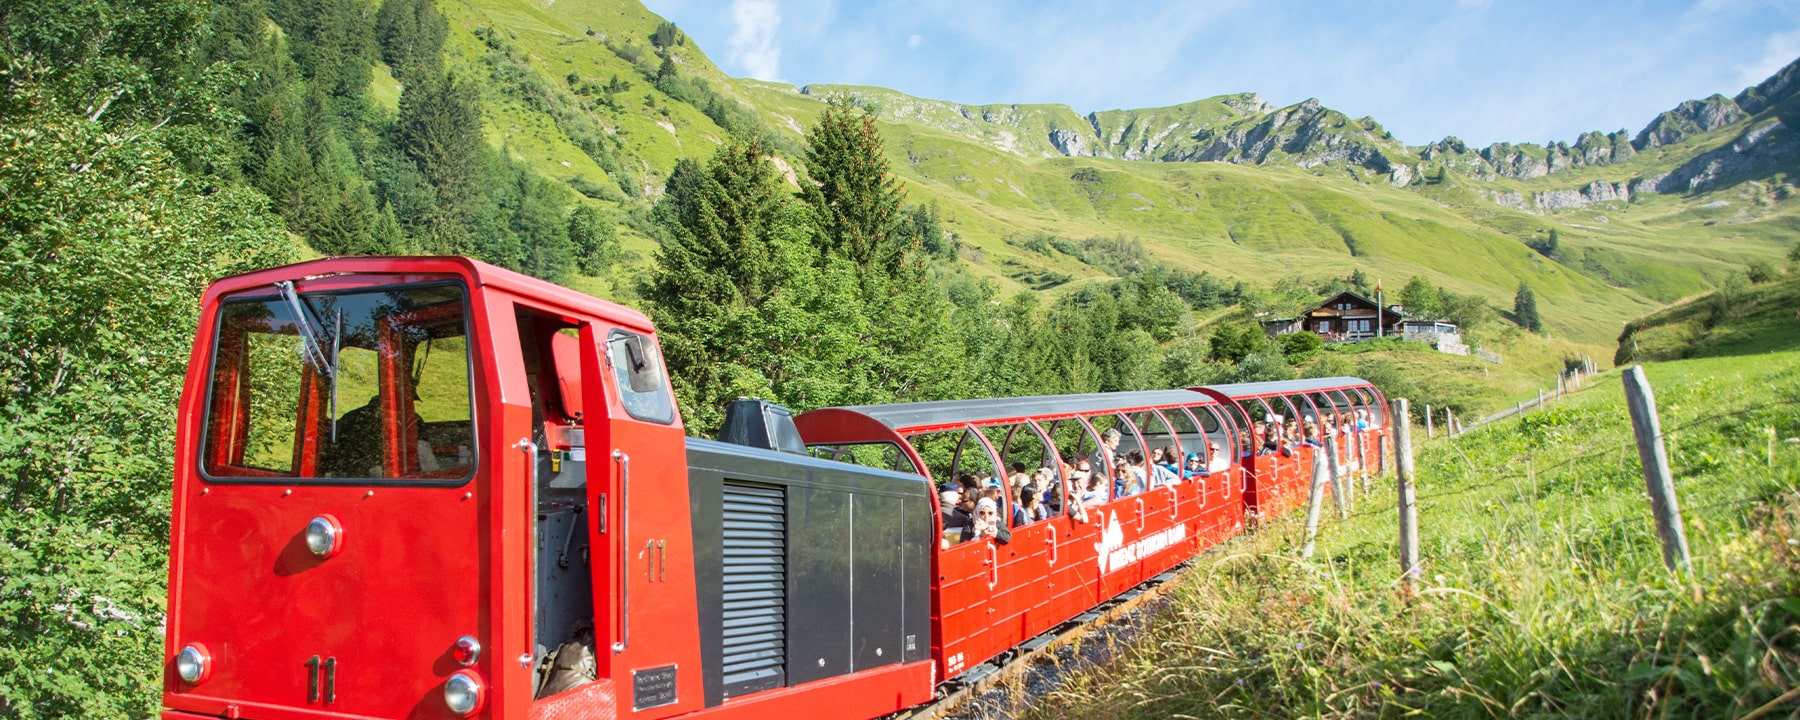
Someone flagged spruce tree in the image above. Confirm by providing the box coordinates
[1514,282,1542,333]
[803,96,907,272]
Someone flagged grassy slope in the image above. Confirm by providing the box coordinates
[1621,266,1800,363]
[432,0,1795,352]
[1022,290,1800,718]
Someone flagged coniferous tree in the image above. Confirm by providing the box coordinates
[397,71,485,252]
[803,96,907,272]
[568,205,619,275]
[646,140,862,432]
[1514,282,1542,333]
[375,0,448,81]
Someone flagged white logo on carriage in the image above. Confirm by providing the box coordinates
[1094,511,1187,575]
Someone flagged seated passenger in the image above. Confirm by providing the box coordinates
[1153,447,1180,477]
[1258,422,1282,457]
[1020,487,1048,523]
[1148,449,1180,488]
[1354,408,1371,430]
[940,486,972,533]
[1183,452,1207,479]
[1079,469,1109,508]
[962,498,1011,544]
[1208,442,1230,473]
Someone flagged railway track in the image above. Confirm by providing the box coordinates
[893,560,1197,720]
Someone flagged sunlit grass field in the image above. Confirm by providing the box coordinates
[1027,343,1800,718]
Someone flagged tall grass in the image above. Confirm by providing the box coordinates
[1029,350,1800,718]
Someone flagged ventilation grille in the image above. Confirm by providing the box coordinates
[720,481,786,696]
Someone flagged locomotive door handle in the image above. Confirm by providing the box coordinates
[1046,525,1058,566]
[613,449,630,655]
[986,544,999,589]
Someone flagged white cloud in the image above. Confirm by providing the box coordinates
[907,33,922,49]
[730,0,783,81]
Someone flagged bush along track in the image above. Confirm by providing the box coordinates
[1028,351,1800,719]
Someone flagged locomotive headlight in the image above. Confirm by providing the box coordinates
[452,635,481,666]
[305,515,343,558]
[175,644,211,684]
[444,671,485,715]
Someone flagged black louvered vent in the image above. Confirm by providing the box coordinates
[720,481,786,697]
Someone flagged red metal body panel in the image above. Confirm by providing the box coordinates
[168,257,1394,720]
[795,392,1246,683]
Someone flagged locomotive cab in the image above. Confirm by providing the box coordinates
[163,257,700,719]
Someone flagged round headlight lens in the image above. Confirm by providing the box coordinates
[305,515,342,558]
[444,672,484,715]
[176,644,210,684]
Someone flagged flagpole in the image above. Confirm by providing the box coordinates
[1376,278,1384,339]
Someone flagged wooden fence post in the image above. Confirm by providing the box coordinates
[1622,366,1692,574]
[1393,398,1420,595]
[1302,446,1328,559]
[1425,404,1434,438]
[1536,388,1545,411]
[1446,407,1455,437]
[1327,434,1349,518]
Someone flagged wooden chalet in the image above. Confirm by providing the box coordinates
[1268,291,1406,343]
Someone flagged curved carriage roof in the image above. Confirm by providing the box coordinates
[1202,377,1375,399]
[828,389,1220,433]
[814,377,1377,434]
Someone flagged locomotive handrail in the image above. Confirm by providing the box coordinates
[1046,525,1058,566]
[986,543,999,589]
[1134,498,1145,531]
[1166,485,1178,520]
[612,448,630,655]
[517,437,538,669]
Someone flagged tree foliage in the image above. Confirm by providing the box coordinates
[0,84,296,718]
[1514,282,1543,333]
[803,97,908,273]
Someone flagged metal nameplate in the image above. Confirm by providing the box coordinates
[632,664,678,711]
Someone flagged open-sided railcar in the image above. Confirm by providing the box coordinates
[161,256,1389,720]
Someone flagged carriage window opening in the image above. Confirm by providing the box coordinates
[1162,408,1205,471]
[1139,410,1182,488]
[1189,406,1235,473]
[1045,418,1108,509]
[809,442,917,474]
[1359,387,1386,426]
[997,422,1061,522]
[202,283,474,482]
[607,331,674,424]
[1087,413,1146,498]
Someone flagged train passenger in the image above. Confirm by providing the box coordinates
[1355,408,1370,430]
[1258,422,1282,456]
[1090,428,1123,471]
[1153,447,1180,477]
[1148,449,1180,488]
[1020,487,1048,523]
[1079,469,1108,509]
[1208,442,1230,473]
[1183,453,1206,479]
[962,498,1011,544]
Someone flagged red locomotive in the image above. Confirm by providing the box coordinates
[162,257,1389,720]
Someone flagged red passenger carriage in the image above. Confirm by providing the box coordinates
[161,256,1391,720]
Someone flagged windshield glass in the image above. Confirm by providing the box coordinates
[201,283,475,482]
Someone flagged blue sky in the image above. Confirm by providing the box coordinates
[640,0,1800,148]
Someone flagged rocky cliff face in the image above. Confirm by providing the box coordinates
[813,56,1800,205]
